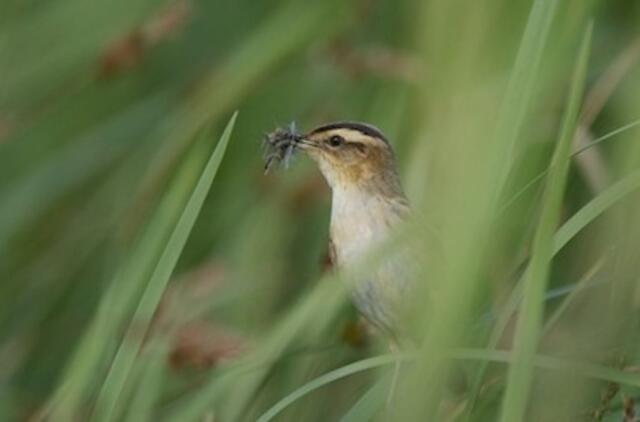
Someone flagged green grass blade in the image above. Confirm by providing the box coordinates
[450,348,640,388]
[553,168,640,253]
[0,94,168,252]
[339,378,388,422]
[541,257,605,336]
[500,118,640,215]
[47,128,218,421]
[91,112,237,422]
[164,276,349,422]
[123,339,170,422]
[461,2,568,414]
[256,355,406,422]
[499,25,592,422]
[492,0,560,194]
[572,118,640,156]
[465,166,640,419]
[257,337,639,422]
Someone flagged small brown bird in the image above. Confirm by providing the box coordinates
[295,121,412,341]
[264,121,414,403]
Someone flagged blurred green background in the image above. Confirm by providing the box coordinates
[1,0,640,421]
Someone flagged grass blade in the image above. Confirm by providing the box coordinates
[123,339,170,422]
[339,378,388,422]
[541,257,605,336]
[451,349,640,388]
[163,276,349,422]
[256,355,406,422]
[91,112,237,422]
[47,124,220,421]
[465,166,640,419]
[492,0,560,194]
[553,168,640,253]
[499,25,592,421]
[500,118,640,216]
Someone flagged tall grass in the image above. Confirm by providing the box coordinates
[1,0,640,421]
[500,24,592,421]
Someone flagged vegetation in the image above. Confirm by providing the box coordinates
[1,0,640,420]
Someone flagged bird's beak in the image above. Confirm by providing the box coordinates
[296,137,324,161]
[297,136,319,151]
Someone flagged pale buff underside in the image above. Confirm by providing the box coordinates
[329,184,410,336]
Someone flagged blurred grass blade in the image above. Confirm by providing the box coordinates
[123,339,170,422]
[572,118,640,156]
[492,0,560,194]
[254,346,640,422]
[499,25,592,422]
[47,127,222,420]
[553,168,640,253]
[541,257,605,336]
[461,1,564,414]
[339,378,388,422]
[0,94,168,253]
[500,118,640,215]
[451,349,640,388]
[256,355,404,422]
[466,167,640,419]
[91,112,237,422]
[164,276,349,422]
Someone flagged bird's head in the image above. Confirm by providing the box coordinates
[298,121,403,197]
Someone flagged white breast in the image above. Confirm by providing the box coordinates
[330,187,395,266]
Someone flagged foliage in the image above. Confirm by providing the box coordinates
[1,0,640,421]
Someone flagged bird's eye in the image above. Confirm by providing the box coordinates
[328,135,344,147]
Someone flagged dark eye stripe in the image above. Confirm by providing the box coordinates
[351,142,366,153]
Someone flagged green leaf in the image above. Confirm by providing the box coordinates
[256,354,405,422]
[500,117,640,216]
[163,276,349,422]
[462,0,564,416]
[450,348,640,388]
[553,168,640,253]
[499,25,593,422]
[492,0,561,195]
[46,121,224,421]
[340,378,388,422]
[465,166,640,420]
[90,112,237,422]
[122,338,170,422]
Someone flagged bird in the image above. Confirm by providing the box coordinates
[295,121,413,344]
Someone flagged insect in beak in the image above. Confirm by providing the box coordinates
[262,122,302,174]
